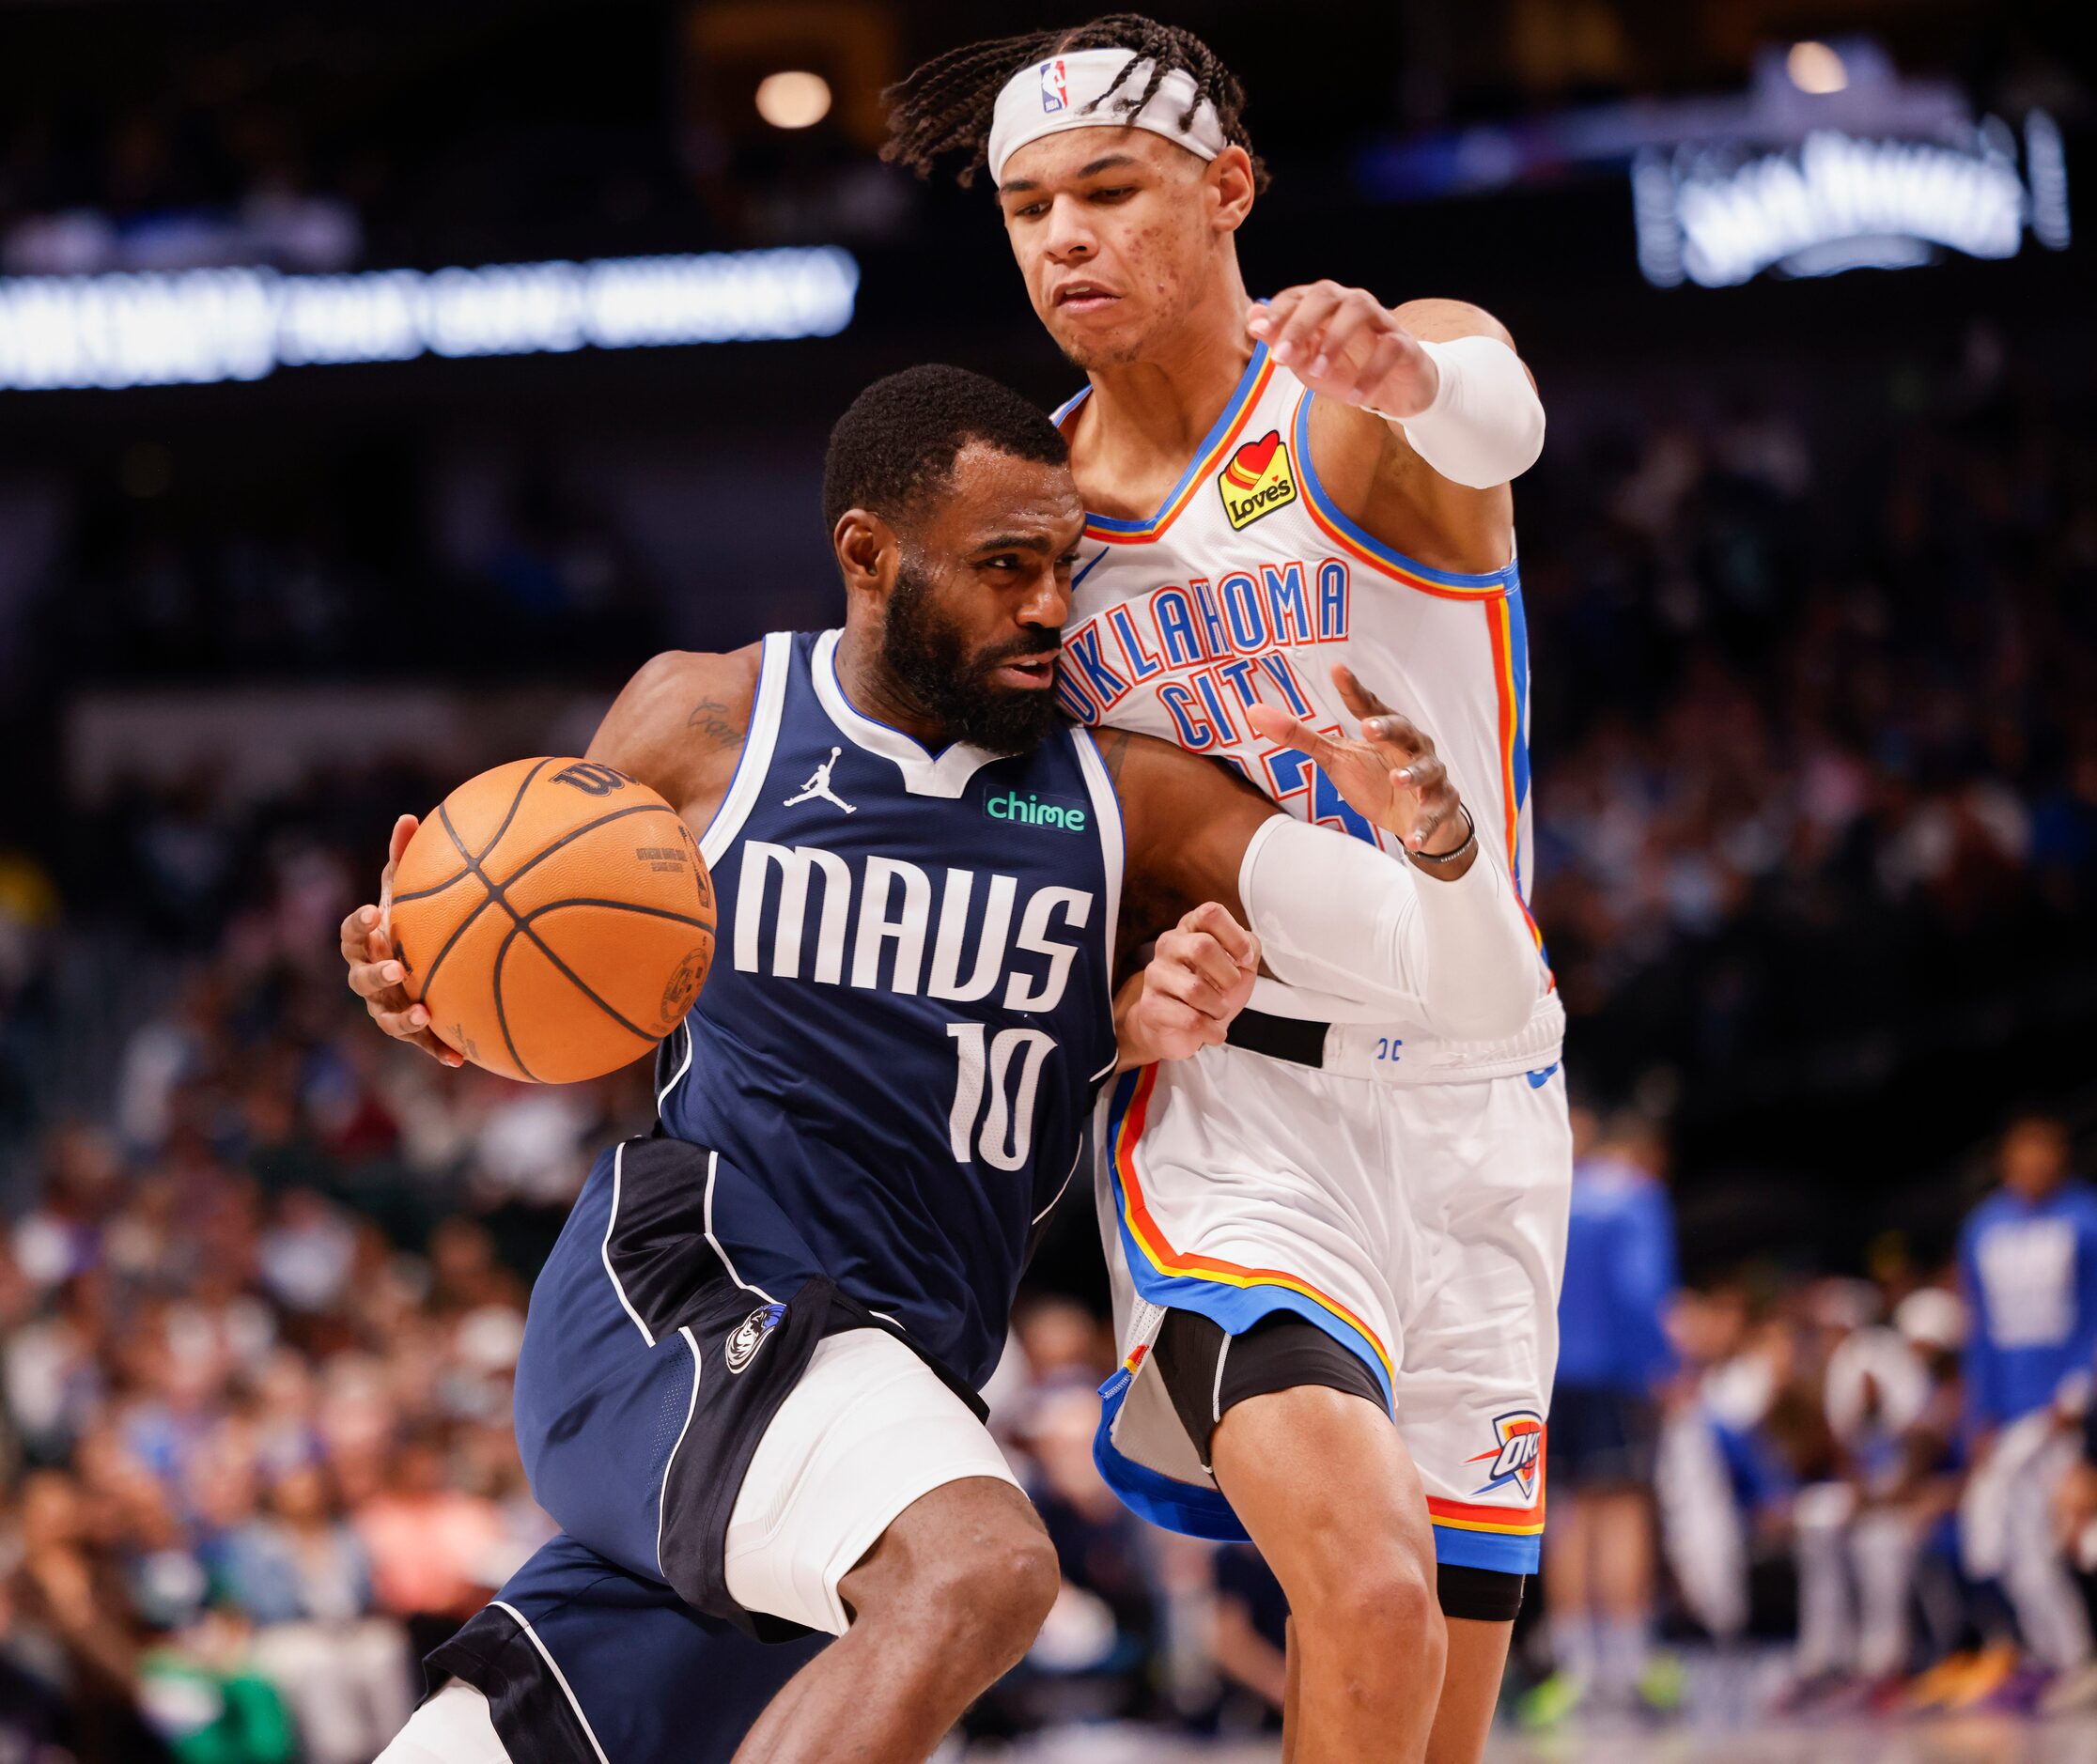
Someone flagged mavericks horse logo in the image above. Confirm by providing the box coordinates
[725,1303,786,1374]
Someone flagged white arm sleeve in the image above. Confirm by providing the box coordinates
[1395,334,1546,490]
[1236,814,1541,1042]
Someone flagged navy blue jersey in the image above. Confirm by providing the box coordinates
[657,629,1123,1390]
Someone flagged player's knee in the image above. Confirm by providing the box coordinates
[959,1526,1062,1646]
[1301,1546,1445,1671]
[912,1524,1059,1664]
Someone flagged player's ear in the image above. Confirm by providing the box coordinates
[832,508,897,598]
[1207,146,1256,233]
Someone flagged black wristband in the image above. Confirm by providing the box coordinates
[1407,804,1476,872]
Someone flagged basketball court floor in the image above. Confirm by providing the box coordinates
[939,1715,2097,1762]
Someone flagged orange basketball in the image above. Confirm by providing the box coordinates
[386,758,715,1084]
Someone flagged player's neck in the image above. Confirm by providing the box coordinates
[1080,278,1254,468]
[832,624,949,750]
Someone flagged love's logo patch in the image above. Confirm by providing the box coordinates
[1219,429,1297,530]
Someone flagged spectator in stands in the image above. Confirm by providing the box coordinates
[1208,1544,1290,1732]
[2048,1368,2097,1712]
[1788,1287,1965,1708]
[351,1427,504,1660]
[1953,1112,2097,1699]
[5,1468,173,1761]
[1528,1108,1679,1724]
[212,1462,412,1764]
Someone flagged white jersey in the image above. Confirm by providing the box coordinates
[1056,340,1562,1075]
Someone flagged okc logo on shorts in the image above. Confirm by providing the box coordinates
[1039,58,1070,113]
[725,1302,785,1374]
[1466,1409,1544,1503]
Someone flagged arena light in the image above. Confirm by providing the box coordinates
[0,246,861,392]
[1785,41,1849,96]
[1633,115,2070,288]
[755,70,832,131]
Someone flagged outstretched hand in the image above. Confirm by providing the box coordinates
[338,813,465,1068]
[1248,282,1439,419]
[1245,665,1468,858]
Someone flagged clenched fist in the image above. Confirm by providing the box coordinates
[1115,902,1261,1071]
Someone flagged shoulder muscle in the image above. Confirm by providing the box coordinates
[1308,296,1524,574]
[1390,297,1515,348]
[588,644,761,827]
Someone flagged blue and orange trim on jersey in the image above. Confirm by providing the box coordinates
[1092,1062,1547,1566]
[1104,1064,1394,1389]
[1426,1462,1548,1573]
[1291,386,1551,973]
[1290,388,1516,601]
[1484,591,1548,961]
[1052,344,1277,546]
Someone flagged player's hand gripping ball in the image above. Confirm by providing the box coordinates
[384,758,715,1083]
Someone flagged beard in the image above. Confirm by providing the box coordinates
[880,563,1064,754]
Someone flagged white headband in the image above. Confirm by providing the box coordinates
[987,49,1228,187]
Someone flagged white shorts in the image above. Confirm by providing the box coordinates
[377,1680,507,1764]
[723,1327,1021,1634]
[1094,1042,1571,1573]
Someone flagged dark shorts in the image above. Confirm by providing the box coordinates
[1152,1308,1524,1623]
[1547,1382,1658,1491]
[429,1533,824,1764]
[1152,1307,1386,1469]
[512,1136,973,1643]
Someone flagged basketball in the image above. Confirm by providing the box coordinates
[386,757,715,1083]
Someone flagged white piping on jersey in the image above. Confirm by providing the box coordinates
[655,1326,702,1581]
[656,1020,693,1113]
[699,629,793,869]
[810,628,1008,799]
[489,1602,614,1764]
[1033,1137,1086,1229]
[702,1148,780,1306]
[601,1141,658,1348]
[1070,725,1125,999]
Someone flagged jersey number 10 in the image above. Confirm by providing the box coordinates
[946,1023,1057,1170]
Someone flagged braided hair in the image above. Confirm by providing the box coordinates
[882,14,1267,193]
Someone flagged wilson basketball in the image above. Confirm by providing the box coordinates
[386,758,714,1084]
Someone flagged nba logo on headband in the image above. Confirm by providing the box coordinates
[1039,58,1070,114]
[990,49,1227,186]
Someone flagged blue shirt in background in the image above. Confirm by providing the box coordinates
[1555,1153,1677,1393]
[1958,1179,2097,1432]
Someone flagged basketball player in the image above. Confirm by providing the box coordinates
[883,22,1567,1760]
[349,365,1543,1763]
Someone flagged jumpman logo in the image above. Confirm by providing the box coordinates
[784,747,856,813]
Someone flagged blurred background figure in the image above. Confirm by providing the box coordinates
[1786,1287,1964,1710]
[1949,1113,2097,1704]
[1528,1108,1677,1725]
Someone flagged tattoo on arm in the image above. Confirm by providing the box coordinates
[686,696,739,747]
[1093,728,1135,784]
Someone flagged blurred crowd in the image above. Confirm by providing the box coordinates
[1523,326,2097,1099]
[1535,1105,2097,1726]
[0,849,622,1760]
[9,911,2097,1758]
[0,13,707,278]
